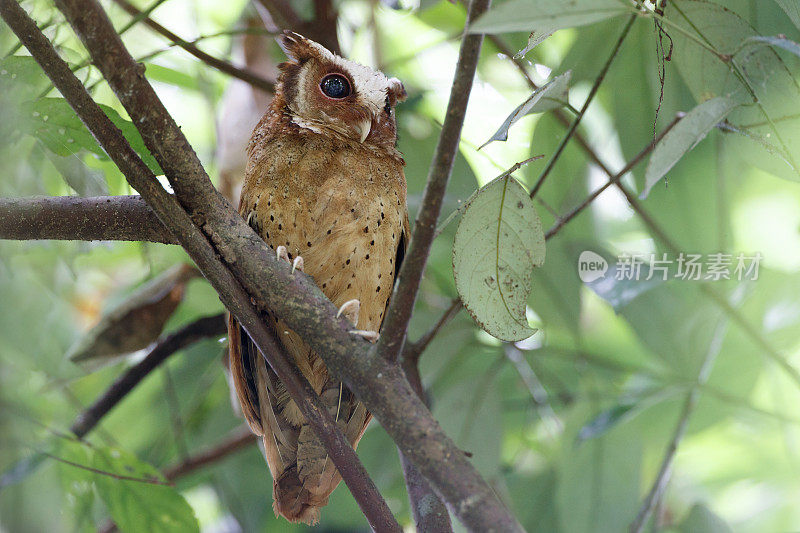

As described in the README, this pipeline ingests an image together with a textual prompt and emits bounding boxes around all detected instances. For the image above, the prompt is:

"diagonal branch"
[1,0,522,530]
[0,4,398,530]
[377,0,492,364]
[109,0,274,93]
[529,14,636,200]
[0,195,175,244]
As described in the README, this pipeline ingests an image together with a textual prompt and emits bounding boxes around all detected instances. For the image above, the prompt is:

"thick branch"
[110,0,274,93]
[3,1,522,530]
[0,4,398,530]
[0,195,175,244]
[399,359,453,533]
[377,0,492,364]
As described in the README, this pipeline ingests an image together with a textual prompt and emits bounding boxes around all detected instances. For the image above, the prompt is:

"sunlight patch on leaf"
[514,30,556,58]
[480,71,571,150]
[453,175,545,342]
[772,0,800,32]
[642,96,740,198]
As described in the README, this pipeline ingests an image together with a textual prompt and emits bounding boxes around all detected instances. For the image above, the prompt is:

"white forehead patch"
[303,40,393,115]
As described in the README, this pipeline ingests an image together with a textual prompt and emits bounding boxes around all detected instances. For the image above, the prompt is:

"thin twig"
[110,0,274,93]
[403,297,463,363]
[377,0,493,364]
[629,318,729,533]
[529,14,637,199]
[544,115,681,239]
[69,315,226,438]
[0,195,175,244]
[163,427,256,480]
[41,451,172,485]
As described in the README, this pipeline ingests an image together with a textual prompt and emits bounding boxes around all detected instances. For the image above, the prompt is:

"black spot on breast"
[363,226,369,233]
[270,215,274,221]
[278,224,282,230]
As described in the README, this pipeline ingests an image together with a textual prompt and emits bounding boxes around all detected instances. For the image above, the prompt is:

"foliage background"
[2,0,800,531]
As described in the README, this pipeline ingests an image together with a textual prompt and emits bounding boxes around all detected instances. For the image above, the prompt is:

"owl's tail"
[270,460,334,525]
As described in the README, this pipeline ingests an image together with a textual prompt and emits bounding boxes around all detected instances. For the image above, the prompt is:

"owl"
[227,31,408,525]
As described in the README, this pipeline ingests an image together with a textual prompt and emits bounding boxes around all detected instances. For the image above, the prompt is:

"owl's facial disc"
[278,32,406,146]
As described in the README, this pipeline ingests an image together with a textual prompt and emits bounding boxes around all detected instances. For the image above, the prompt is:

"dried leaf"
[67,264,199,362]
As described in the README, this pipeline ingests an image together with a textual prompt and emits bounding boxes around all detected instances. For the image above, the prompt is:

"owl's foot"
[337,299,360,326]
[275,246,304,275]
[336,300,379,342]
[291,256,304,275]
[349,329,380,343]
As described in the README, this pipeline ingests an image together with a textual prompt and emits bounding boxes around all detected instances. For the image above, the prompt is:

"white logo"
[578,251,608,282]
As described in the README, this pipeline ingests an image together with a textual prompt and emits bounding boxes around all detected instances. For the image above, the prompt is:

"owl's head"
[275,31,406,148]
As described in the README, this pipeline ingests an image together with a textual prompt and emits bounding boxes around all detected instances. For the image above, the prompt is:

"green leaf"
[742,35,800,58]
[470,0,630,34]
[642,96,740,198]
[669,0,800,182]
[480,71,571,149]
[678,504,733,533]
[144,63,201,91]
[453,175,545,341]
[772,0,800,31]
[91,446,199,533]
[514,29,556,59]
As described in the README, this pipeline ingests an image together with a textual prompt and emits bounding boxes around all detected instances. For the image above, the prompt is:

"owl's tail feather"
[272,462,328,525]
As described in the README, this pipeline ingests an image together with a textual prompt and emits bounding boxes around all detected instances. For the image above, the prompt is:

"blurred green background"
[2,0,800,531]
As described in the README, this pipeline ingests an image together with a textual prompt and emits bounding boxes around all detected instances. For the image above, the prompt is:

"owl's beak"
[354,118,371,143]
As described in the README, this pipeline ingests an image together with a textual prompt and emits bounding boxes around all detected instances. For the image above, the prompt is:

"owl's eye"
[320,74,351,99]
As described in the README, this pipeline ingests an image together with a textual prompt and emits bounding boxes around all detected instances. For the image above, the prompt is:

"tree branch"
[70,314,226,438]
[377,0,492,364]
[109,0,274,93]
[0,195,175,244]
[399,359,453,533]
[529,14,636,200]
[0,4,399,530]
[2,0,522,530]
[163,426,256,481]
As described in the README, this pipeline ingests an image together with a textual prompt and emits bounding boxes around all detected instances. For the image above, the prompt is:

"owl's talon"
[337,299,360,326]
[291,256,304,274]
[276,245,290,264]
[349,329,380,343]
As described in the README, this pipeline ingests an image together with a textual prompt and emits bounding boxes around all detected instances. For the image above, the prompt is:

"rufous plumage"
[227,31,408,525]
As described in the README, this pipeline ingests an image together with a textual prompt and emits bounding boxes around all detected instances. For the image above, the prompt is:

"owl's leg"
[336,299,380,343]
[276,245,304,275]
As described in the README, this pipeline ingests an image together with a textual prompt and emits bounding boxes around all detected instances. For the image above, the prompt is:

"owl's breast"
[241,140,407,331]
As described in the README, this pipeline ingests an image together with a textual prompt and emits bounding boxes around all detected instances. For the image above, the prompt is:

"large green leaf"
[91,446,199,533]
[453,175,545,341]
[470,0,630,34]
